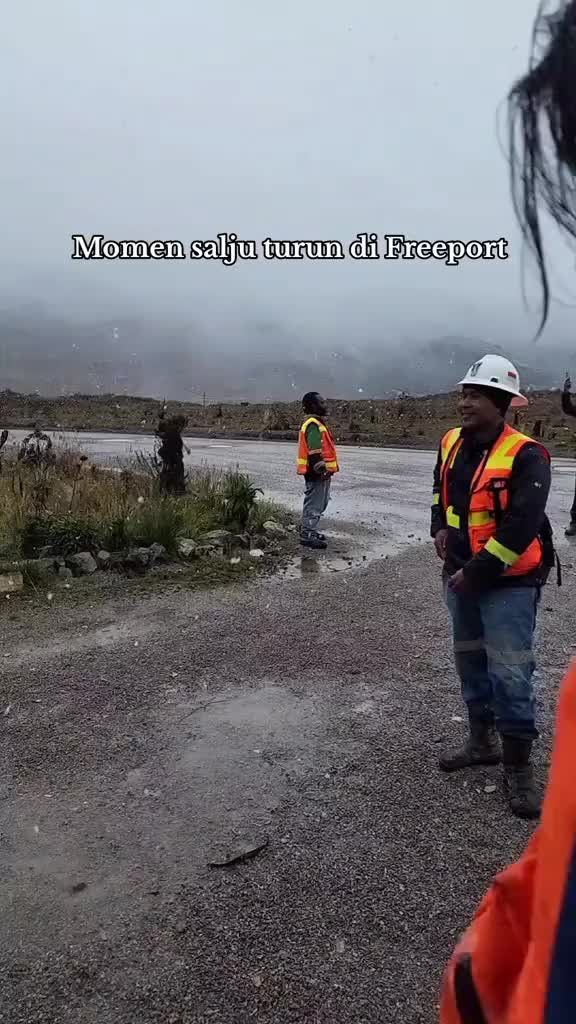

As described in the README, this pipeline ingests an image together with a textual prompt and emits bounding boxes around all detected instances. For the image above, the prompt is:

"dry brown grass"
[1,390,575,453]
[0,448,284,559]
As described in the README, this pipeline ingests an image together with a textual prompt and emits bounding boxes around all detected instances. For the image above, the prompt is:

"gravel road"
[1,541,573,1024]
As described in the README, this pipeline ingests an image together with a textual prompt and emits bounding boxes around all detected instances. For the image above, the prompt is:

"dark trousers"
[571,474,576,522]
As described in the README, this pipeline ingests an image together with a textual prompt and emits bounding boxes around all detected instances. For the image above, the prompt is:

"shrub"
[0,451,286,562]
[20,512,102,557]
[188,464,225,510]
[222,471,263,531]
[102,515,132,553]
[127,498,184,554]
[250,498,292,532]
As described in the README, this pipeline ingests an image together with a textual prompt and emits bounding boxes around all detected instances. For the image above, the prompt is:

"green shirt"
[305,422,323,451]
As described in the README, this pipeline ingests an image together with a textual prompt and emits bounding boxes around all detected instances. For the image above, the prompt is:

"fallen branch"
[208,840,269,869]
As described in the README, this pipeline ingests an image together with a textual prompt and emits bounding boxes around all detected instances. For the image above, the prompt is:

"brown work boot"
[502,736,541,820]
[439,717,501,772]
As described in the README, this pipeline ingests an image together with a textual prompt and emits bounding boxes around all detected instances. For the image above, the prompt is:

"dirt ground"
[1,543,573,1024]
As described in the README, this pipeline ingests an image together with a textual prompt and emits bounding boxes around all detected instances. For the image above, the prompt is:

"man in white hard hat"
[431,354,555,819]
[441,7,576,1016]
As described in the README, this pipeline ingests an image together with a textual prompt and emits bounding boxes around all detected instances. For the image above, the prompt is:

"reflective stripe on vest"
[297,417,339,475]
[446,509,496,529]
[438,424,549,577]
[441,427,462,465]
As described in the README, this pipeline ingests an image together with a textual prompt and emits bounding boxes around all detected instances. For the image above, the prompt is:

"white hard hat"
[458,354,529,409]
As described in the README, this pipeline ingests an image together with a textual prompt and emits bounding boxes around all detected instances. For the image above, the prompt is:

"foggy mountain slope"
[0,307,573,400]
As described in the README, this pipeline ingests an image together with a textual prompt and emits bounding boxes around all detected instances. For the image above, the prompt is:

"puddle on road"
[273,518,575,583]
[271,528,427,582]
[275,551,388,581]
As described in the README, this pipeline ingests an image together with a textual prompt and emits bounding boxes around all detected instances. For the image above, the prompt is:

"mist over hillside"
[1,305,574,401]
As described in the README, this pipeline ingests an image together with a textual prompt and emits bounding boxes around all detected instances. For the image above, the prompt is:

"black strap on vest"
[540,514,562,587]
[454,955,488,1024]
[491,484,503,527]
[491,484,561,587]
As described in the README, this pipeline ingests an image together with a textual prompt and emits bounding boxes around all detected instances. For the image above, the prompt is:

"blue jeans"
[444,584,539,739]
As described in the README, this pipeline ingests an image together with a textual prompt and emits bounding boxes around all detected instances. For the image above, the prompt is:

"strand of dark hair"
[508,1,576,336]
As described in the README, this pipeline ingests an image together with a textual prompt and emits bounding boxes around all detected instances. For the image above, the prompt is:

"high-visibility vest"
[440,658,576,1023]
[438,424,549,577]
[297,416,339,475]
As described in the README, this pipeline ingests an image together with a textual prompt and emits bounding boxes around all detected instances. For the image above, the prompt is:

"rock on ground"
[0,545,569,1024]
[65,552,98,576]
[177,538,198,558]
[263,520,288,538]
[149,543,169,565]
[200,530,233,547]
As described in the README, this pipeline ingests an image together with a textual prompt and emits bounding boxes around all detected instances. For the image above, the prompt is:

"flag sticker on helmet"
[457,354,529,407]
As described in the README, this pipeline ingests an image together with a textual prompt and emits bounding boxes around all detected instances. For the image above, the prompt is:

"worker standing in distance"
[297,392,339,550]
[560,373,576,536]
[431,354,554,820]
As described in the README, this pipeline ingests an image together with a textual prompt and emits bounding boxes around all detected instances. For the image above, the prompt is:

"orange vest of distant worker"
[438,424,549,577]
[440,657,576,1023]
[297,417,339,475]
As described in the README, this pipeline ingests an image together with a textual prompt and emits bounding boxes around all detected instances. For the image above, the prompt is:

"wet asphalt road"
[8,431,576,560]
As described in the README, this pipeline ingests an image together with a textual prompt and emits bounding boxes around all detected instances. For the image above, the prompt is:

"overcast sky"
[1,0,574,346]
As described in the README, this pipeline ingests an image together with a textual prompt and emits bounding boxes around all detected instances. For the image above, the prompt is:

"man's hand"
[448,569,468,594]
[311,459,329,480]
[434,528,449,561]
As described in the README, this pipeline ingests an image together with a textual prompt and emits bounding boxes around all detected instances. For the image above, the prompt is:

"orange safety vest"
[297,416,339,476]
[438,424,549,577]
[440,658,576,1023]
